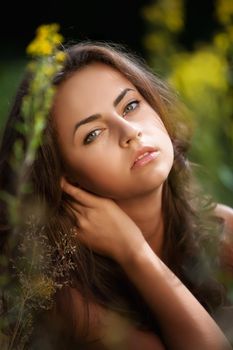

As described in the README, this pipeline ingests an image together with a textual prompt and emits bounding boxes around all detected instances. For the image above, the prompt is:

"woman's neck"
[115,187,164,258]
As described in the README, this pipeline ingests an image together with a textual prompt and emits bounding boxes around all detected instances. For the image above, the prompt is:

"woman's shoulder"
[214,203,233,233]
[214,203,233,275]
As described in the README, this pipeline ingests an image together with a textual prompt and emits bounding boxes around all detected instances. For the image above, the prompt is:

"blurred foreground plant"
[0,23,71,349]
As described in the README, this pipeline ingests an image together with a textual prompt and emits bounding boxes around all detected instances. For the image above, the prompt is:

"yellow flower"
[216,0,233,25]
[37,23,59,37]
[227,25,233,41]
[21,23,67,169]
[142,0,184,33]
[168,49,228,104]
[143,33,169,53]
[51,33,63,45]
[41,64,56,78]
[55,51,66,63]
[214,32,230,53]
[26,23,64,57]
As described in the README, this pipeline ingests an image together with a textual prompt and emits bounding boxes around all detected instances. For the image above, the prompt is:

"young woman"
[0,41,233,349]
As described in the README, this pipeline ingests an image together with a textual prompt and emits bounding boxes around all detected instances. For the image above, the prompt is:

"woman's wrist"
[115,236,152,269]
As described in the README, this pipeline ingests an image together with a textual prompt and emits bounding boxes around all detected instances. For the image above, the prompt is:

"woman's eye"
[84,129,102,144]
[123,100,140,117]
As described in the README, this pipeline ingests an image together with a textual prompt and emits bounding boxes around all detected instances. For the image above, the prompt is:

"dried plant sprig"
[6,217,78,350]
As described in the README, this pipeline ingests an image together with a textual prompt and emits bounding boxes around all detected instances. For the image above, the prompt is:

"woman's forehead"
[64,62,134,92]
[52,63,138,127]
[55,64,135,108]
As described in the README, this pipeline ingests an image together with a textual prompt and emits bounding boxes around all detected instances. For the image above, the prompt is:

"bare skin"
[61,179,232,350]
[53,63,172,258]
[53,62,232,349]
[115,186,165,257]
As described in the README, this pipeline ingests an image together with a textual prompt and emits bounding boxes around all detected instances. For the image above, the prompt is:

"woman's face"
[53,63,174,199]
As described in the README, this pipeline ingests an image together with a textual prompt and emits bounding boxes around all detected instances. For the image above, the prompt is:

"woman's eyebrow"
[113,88,135,107]
[73,114,101,138]
[73,87,135,136]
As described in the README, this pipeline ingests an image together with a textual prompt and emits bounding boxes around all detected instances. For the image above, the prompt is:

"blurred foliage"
[0,60,26,137]
[142,0,233,206]
[0,24,68,349]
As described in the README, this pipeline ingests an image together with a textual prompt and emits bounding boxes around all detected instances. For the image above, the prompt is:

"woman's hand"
[61,178,145,263]
[60,179,232,349]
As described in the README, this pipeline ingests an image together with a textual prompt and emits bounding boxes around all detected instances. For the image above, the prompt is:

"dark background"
[1,0,218,59]
[1,0,232,207]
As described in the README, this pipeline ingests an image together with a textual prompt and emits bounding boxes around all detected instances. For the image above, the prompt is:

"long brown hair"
[0,41,227,343]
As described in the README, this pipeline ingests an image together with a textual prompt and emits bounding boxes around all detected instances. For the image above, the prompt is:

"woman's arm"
[116,241,231,350]
[61,180,232,350]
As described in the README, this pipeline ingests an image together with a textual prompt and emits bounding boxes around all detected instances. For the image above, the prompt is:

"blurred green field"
[0,58,26,136]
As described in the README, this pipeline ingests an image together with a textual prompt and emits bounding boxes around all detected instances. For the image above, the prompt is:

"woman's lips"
[132,150,160,169]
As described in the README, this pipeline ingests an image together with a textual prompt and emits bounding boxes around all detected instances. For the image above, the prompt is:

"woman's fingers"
[66,198,83,215]
[60,177,98,207]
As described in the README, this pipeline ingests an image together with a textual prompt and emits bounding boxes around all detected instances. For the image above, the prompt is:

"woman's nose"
[118,120,142,148]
